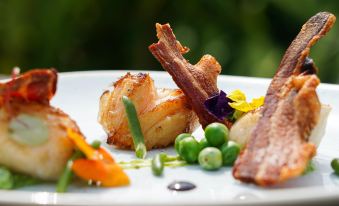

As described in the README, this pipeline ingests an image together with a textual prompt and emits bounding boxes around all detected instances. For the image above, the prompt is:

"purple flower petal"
[204,90,235,120]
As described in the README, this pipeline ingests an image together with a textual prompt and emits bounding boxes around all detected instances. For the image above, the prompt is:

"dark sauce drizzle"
[167,181,196,191]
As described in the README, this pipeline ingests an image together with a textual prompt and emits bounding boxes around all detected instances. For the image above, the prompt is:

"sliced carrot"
[72,159,130,187]
[67,128,115,163]
[97,147,115,164]
[67,128,101,160]
[67,128,127,187]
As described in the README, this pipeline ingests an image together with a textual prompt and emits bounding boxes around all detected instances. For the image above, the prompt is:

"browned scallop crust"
[233,12,336,186]
[98,73,199,150]
[0,69,57,106]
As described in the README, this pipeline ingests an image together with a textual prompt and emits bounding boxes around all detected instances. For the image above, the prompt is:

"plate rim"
[1,70,339,205]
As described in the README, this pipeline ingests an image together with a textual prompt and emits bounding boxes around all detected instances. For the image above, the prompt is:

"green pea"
[91,140,101,149]
[331,158,339,175]
[204,123,228,147]
[220,141,241,166]
[198,147,222,170]
[178,137,200,164]
[175,133,191,154]
[199,138,210,150]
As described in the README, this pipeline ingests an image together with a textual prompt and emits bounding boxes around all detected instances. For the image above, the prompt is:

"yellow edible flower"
[227,89,264,113]
[227,89,246,102]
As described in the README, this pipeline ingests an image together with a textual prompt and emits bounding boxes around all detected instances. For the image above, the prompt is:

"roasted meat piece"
[233,12,336,186]
[149,24,232,129]
[0,69,82,180]
[98,73,199,149]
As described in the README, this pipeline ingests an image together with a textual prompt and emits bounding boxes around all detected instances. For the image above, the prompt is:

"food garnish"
[220,141,241,166]
[174,133,191,154]
[233,12,336,186]
[0,167,41,190]
[178,137,201,164]
[122,96,147,159]
[175,122,241,171]
[198,147,223,171]
[149,24,233,129]
[117,154,185,172]
[151,153,166,176]
[198,137,210,150]
[167,181,196,191]
[204,90,234,121]
[56,150,84,193]
[331,158,339,175]
[98,73,198,149]
[204,90,264,122]
[67,129,130,188]
[227,90,264,113]
[204,122,228,147]
[302,161,315,175]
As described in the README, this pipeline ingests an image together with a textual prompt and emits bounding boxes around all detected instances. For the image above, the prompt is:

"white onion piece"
[229,110,261,146]
[229,104,331,147]
[309,104,331,147]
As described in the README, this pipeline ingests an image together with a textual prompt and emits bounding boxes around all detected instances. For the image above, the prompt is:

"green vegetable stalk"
[56,150,84,193]
[151,153,166,176]
[122,96,147,159]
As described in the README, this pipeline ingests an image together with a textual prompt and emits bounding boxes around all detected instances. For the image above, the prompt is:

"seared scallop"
[0,69,82,180]
[98,73,199,149]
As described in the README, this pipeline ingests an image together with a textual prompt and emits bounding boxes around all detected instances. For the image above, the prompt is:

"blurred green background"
[0,0,338,83]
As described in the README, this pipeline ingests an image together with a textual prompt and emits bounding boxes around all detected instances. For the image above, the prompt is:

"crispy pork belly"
[233,12,336,186]
[0,69,82,180]
[98,73,199,150]
[149,24,232,128]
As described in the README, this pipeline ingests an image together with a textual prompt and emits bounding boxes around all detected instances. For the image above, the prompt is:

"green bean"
[56,150,84,193]
[151,153,165,176]
[122,96,147,159]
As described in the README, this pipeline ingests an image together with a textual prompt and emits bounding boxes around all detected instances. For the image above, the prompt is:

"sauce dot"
[167,181,196,191]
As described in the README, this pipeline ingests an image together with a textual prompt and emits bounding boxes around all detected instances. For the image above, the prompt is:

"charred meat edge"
[149,24,232,128]
[233,12,336,186]
[0,69,57,106]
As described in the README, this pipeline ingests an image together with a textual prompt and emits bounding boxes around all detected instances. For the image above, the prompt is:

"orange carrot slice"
[97,147,115,164]
[72,159,130,187]
[67,128,101,160]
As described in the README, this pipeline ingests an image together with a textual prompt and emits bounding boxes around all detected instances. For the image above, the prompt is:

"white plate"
[1,70,339,206]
